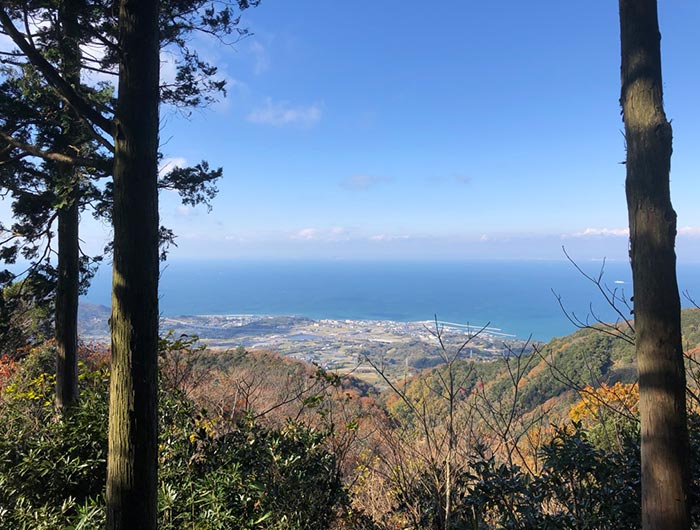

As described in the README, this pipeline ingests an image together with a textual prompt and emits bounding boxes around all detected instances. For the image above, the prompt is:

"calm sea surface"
[83,259,700,341]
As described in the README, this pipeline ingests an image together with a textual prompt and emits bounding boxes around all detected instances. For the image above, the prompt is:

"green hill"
[393,308,700,422]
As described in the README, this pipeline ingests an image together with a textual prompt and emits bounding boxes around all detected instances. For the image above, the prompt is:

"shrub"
[0,341,346,529]
[0,344,108,529]
[464,425,640,530]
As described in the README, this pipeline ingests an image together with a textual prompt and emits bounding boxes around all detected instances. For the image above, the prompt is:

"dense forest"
[0,0,695,529]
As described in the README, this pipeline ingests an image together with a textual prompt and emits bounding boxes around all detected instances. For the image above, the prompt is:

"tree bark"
[618,2,690,529]
[55,0,82,411]
[55,200,79,409]
[106,0,160,528]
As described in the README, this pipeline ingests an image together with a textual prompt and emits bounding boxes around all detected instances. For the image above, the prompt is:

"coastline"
[78,303,535,382]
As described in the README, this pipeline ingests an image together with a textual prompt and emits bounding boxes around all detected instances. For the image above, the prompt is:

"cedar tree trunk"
[106,0,160,527]
[619,1,690,529]
[55,0,82,410]
[55,199,79,409]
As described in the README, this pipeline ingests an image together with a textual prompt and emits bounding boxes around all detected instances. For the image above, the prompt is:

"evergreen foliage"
[0,342,345,529]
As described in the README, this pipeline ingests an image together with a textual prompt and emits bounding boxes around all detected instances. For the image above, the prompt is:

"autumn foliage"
[4,315,700,529]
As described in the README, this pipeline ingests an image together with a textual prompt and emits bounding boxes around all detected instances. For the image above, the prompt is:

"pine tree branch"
[0,127,112,172]
[0,8,114,136]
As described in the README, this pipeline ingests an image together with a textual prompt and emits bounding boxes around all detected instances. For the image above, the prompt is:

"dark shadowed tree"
[0,3,110,410]
[54,0,84,410]
[0,0,239,411]
[1,1,257,525]
[105,0,160,526]
[618,1,690,529]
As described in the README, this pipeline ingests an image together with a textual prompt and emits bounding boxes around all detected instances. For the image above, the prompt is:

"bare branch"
[553,247,635,344]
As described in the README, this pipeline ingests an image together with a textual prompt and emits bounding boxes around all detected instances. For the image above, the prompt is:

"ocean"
[82,259,700,341]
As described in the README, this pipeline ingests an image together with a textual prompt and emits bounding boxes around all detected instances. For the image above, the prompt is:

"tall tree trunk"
[618,2,690,529]
[55,200,79,409]
[106,0,160,527]
[55,0,82,410]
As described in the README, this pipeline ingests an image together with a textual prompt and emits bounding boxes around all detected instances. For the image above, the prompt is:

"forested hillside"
[1,0,696,528]
[2,309,700,528]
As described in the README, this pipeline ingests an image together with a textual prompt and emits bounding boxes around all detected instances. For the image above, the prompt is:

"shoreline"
[78,305,536,382]
[79,303,521,342]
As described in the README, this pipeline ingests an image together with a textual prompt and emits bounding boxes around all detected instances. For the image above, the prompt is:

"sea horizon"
[82,258,700,342]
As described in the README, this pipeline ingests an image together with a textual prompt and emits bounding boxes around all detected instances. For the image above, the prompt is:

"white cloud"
[566,227,629,238]
[341,174,390,191]
[176,205,193,216]
[291,227,350,241]
[247,99,322,127]
[160,49,179,88]
[425,174,472,187]
[159,157,187,176]
[678,226,700,237]
[369,234,410,242]
[224,234,247,242]
[293,228,319,240]
[219,76,246,94]
[479,234,489,242]
[249,41,270,75]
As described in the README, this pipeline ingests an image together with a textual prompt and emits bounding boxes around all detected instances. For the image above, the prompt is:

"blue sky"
[99,1,700,261]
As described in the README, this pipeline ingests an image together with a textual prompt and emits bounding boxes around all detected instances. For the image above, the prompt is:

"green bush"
[463,425,641,530]
[0,345,108,529]
[0,342,345,529]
